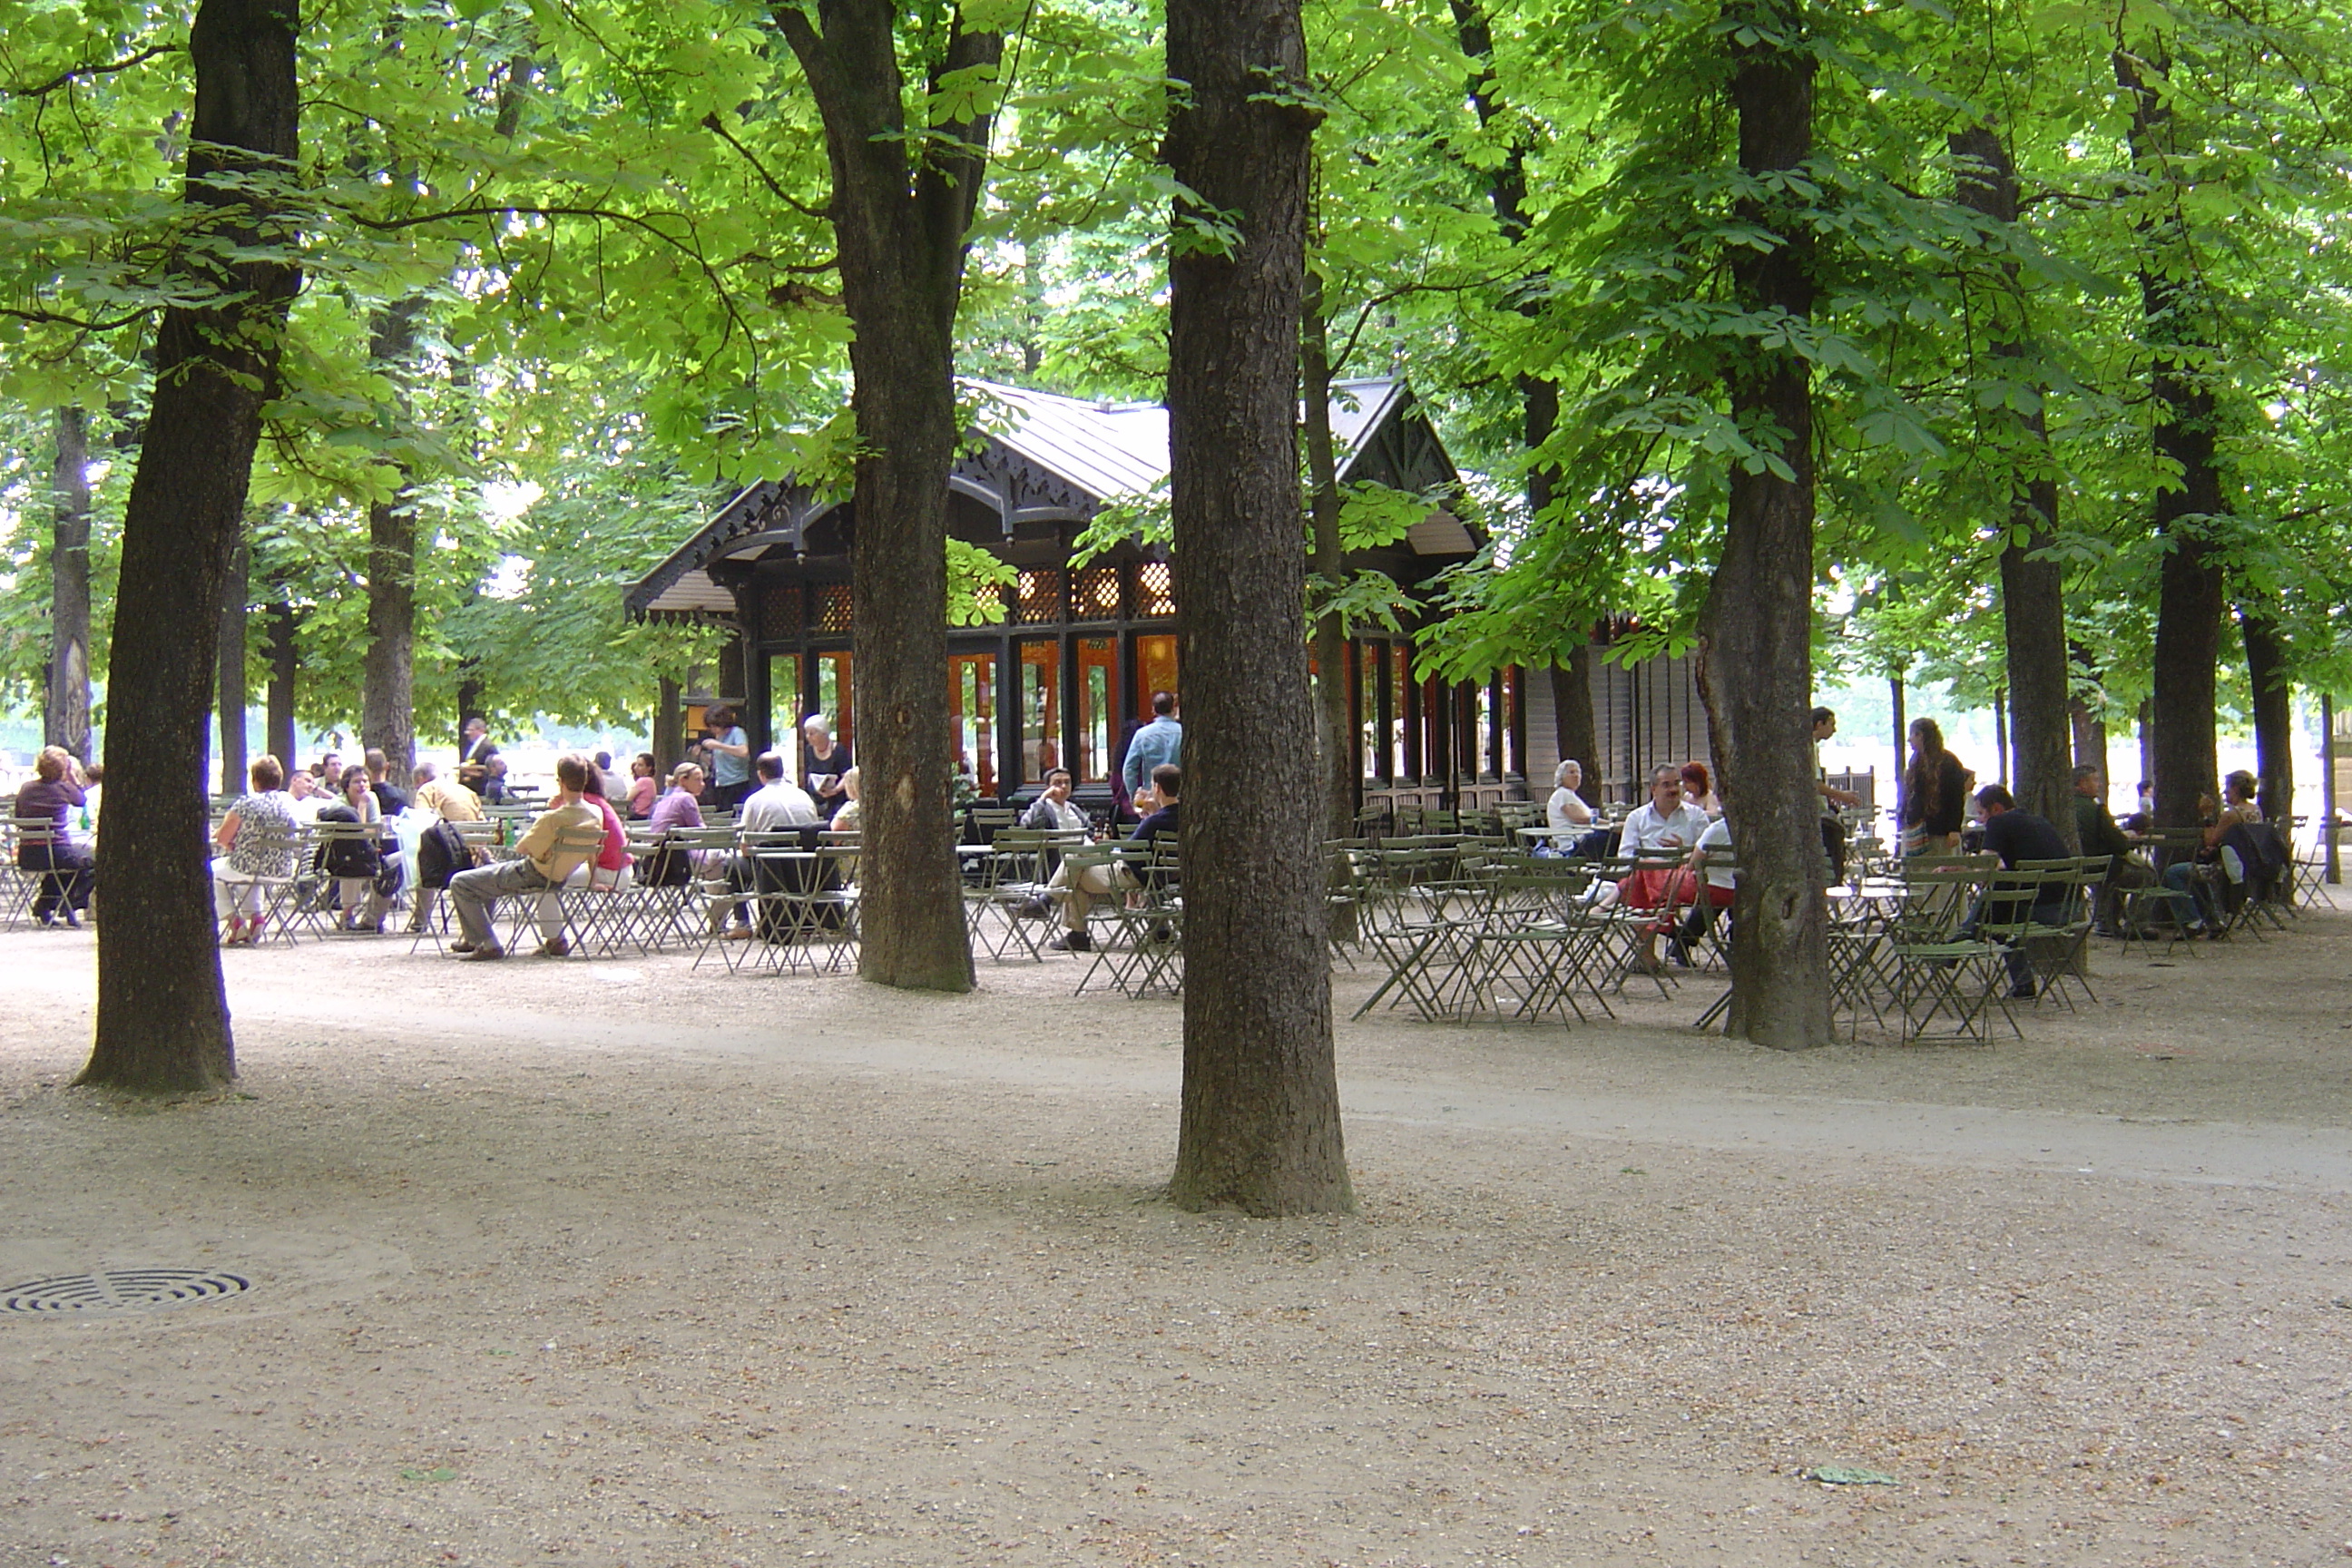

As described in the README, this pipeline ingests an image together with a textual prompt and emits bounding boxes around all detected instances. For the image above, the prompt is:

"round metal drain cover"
[1,1269,252,1314]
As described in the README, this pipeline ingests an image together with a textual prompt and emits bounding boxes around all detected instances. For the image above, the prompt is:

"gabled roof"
[627,376,1462,621]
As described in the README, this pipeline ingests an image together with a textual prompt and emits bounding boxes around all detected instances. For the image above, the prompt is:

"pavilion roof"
[627,376,1462,622]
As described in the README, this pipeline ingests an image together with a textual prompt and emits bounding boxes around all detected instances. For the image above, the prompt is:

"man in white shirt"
[738,752,820,833]
[720,752,821,937]
[1621,765,1710,855]
[286,769,327,824]
[1615,766,1711,951]
[1021,768,1091,833]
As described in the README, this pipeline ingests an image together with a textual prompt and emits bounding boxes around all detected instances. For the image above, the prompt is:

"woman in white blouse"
[1547,759,1594,830]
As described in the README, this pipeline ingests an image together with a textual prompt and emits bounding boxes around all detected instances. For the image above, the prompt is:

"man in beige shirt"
[447,755,603,960]
[412,760,484,822]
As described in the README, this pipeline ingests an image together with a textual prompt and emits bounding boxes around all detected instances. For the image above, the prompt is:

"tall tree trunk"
[1889,672,1906,820]
[1164,0,1352,1214]
[2068,641,2107,772]
[1950,124,2073,845]
[2239,603,2292,819]
[1992,687,2008,788]
[2118,44,2227,832]
[80,0,301,1094]
[654,675,684,773]
[1301,279,1355,845]
[1552,645,1599,805]
[1455,0,1601,774]
[454,662,484,750]
[362,299,422,789]
[217,537,249,793]
[46,406,93,761]
[266,592,298,768]
[774,0,1001,993]
[1695,0,1828,1049]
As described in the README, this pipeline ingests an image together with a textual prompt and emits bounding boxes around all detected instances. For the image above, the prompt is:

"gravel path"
[3,909,2348,1566]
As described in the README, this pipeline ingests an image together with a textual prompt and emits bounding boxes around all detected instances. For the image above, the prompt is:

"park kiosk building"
[626,378,1712,814]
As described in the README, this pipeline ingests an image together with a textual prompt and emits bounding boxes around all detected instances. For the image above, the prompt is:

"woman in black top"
[1900,717,1969,856]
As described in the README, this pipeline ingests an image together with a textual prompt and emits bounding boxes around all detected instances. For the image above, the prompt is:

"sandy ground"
[3,901,2350,1568]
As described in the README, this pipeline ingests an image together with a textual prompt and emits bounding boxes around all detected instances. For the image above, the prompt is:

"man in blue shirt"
[1121,691,1182,802]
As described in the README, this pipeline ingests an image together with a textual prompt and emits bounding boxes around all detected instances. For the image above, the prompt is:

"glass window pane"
[1077,637,1117,782]
[1503,667,1522,778]
[1475,678,1496,777]
[1017,640,1061,783]
[950,652,996,799]
[1390,646,1409,780]
[1359,642,1381,782]
[815,652,852,749]
[1134,633,1179,715]
[768,653,802,747]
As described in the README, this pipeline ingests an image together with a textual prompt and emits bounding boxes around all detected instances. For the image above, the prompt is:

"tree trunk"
[775,0,1002,993]
[362,299,422,789]
[2119,44,2227,832]
[1694,0,1828,1050]
[266,593,298,769]
[1164,0,1352,1214]
[2068,641,2106,772]
[79,0,301,1094]
[1992,687,2008,789]
[217,537,249,793]
[1455,0,1601,782]
[1302,280,1355,845]
[2239,603,2292,819]
[1889,672,1906,820]
[46,406,93,761]
[455,663,484,749]
[654,675,683,774]
[1949,124,2073,845]
[1552,645,1599,806]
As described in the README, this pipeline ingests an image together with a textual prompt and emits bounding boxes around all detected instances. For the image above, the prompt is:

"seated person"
[480,755,511,804]
[412,760,484,822]
[1022,768,1091,833]
[1546,760,1594,830]
[625,753,660,820]
[315,764,394,932]
[2160,770,2259,936]
[533,759,635,956]
[1035,763,1180,954]
[1680,760,1721,818]
[1638,812,1736,971]
[445,755,604,960]
[832,768,862,833]
[1607,766,1709,911]
[14,745,94,928]
[1965,785,2073,998]
[69,761,103,848]
[365,748,409,816]
[211,755,299,945]
[2072,765,2151,936]
[718,752,821,937]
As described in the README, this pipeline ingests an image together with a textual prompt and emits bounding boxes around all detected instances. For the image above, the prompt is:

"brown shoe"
[460,945,506,961]
[536,937,571,958]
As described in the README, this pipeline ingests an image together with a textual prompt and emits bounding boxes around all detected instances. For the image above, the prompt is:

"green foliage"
[5,0,2352,755]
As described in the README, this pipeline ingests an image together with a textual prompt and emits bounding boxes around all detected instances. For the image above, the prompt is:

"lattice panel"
[1014,568,1065,625]
[763,583,801,635]
[1133,560,1177,618]
[816,583,854,632]
[1073,564,1122,621]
